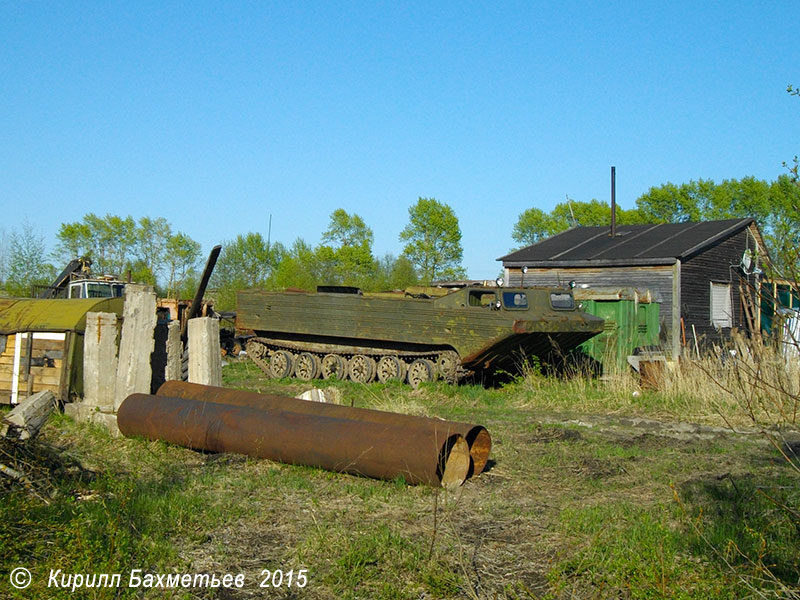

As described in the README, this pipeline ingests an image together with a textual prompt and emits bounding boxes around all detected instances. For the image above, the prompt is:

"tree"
[400,198,466,283]
[211,232,282,309]
[371,254,419,291]
[5,222,55,297]
[271,239,321,292]
[55,213,136,277]
[321,209,373,248]
[88,214,136,277]
[786,84,799,182]
[511,207,554,246]
[0,227,9,287]
[635,176,800,266]
[512,198,647,248]
[54,213,202,291]
[164,232,202,298]
[318,209,376,286]
[135,216,172,284]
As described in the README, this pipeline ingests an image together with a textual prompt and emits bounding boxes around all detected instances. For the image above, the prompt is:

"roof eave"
[503,257,678,268]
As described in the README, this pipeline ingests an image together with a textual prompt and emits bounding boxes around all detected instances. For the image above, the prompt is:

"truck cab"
[67,278,126,299]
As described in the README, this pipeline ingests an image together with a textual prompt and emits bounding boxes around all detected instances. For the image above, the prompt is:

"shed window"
[710,282,732,328]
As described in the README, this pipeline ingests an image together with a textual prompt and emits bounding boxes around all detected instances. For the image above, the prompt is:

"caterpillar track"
[245,336,462,387]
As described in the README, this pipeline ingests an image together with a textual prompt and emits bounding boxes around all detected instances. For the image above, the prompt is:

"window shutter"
[710,282,732,328]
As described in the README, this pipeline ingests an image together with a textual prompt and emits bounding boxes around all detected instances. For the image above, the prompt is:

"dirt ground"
[149,386,796,599]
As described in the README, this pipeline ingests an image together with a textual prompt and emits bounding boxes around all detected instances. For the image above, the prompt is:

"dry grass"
[1,356,798,599]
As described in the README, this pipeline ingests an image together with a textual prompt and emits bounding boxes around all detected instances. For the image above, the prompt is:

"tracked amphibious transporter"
[237,285,604,386]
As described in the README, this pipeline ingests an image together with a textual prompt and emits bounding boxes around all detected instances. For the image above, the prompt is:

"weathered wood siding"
[681,227,755,347]
[0,332,68,404]
[506,265,676,353]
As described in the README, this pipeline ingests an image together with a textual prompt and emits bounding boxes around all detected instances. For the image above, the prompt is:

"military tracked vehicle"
[237,285,604,387]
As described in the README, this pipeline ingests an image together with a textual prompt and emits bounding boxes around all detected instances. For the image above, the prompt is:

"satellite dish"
[740,249,753,273]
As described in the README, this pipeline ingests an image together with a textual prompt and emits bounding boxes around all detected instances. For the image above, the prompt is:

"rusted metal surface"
[119,392,471,487]
[157,381,491,478]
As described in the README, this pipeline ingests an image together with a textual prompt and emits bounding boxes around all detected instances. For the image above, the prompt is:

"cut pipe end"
[439,435,471,489]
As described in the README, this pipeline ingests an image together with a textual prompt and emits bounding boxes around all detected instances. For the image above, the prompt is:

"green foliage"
[56,213,137,278]
[318,209,377,287]
[399,197,466,283]
[269,238,322,292]
[322,208,374,249]
[512,198,647,248]
[213,210,420,305]
[164,232,201,299]
[635,176,800,269]
[211,233,282,309]
[372,254,419,291]
[4,222,55,297]
[54,214,202,292]
[0,227,9,287]
[134,216,171,282]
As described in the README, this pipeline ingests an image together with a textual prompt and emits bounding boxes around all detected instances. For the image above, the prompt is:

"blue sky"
[2,1,798,278]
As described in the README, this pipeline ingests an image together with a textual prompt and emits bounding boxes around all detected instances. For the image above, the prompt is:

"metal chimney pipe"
[610,166,616,237]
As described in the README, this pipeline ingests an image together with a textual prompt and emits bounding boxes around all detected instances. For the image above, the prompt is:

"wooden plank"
[32,383,59,393]
[61,331,74,403]
[31,339,66,352]
[1,390,57,440]
[27,371,62,386]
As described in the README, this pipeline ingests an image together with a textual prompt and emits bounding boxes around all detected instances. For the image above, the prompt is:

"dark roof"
[499,218,756,267]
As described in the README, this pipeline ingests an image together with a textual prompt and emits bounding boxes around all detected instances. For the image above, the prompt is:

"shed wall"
[681,228,756,347]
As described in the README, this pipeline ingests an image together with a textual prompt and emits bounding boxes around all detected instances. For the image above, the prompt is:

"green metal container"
[574,288,661,371]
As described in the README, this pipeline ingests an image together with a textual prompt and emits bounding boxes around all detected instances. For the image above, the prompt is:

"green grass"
[1,361,798,599]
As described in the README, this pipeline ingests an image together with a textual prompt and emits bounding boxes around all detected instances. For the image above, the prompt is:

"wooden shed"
[498,218,768,360]
[0,297,124,404]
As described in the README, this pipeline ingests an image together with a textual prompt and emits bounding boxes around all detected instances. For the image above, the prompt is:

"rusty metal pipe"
[118,393,471,487]
[157,381,491,478]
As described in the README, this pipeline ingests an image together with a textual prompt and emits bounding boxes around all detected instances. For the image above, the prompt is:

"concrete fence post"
[165,320,182,382]
[188,317,221,386]
[83,312,119,412]
[115,284,157,410]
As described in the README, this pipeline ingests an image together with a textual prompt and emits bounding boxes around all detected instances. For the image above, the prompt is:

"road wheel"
[295,352,320,381]
[407,358,434,389]
[436,351,460,383]
[376,355,405,383]
[321,354,347,380]
[269,349,295,379]
[348,354,376,383]
[246,339,267,360]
